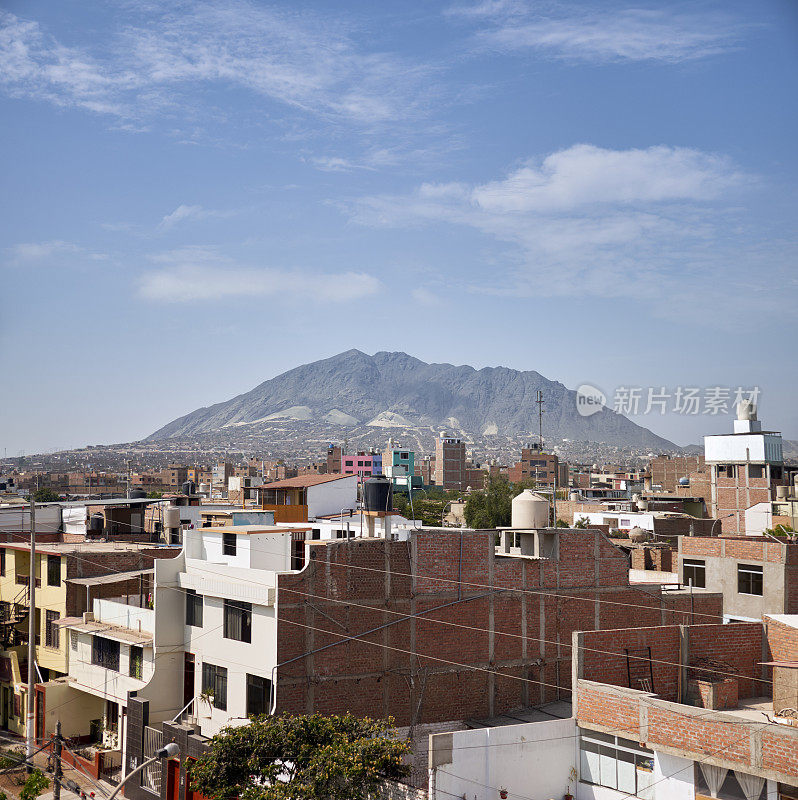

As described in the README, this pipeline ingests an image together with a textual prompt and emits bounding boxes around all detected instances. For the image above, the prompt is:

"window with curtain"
[224,600,252,642]
[201,662,227,710]
[579,732,654,798]
[185,589,203,627]
[695,764,766,800]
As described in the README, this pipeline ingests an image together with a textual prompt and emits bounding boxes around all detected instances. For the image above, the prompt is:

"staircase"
[0,584,30,648]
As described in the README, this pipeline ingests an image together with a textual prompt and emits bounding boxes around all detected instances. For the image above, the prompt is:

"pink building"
[341,451,383,478]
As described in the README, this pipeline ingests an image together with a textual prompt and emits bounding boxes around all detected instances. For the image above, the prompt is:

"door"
[35,688,45,742]
[166,758,180,800]
[183,653,195,712]
[1,687,7,728]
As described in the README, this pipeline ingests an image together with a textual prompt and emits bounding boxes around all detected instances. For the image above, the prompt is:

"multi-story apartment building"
[678,535,798,621]
[434,434,466,490]
[341,450,382,478]
[383,439,420,490]
[508,445,567,486]
[326,444,342,474]
[704,404,795,534]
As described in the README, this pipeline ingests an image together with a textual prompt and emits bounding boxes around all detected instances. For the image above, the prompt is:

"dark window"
[335,529,347,539]
[129,646,143,679]
[185,589,203,627]
[682,559,706,589]
[45,610,60,649]
[202,662,227,710]
[92,636,120,671]
[738,564,763,596]
[0,549,5,577]
[311,528,321,540]
[224,600,252,643]
[246,674,271,718]
[222,532,237,556]
[47,555,61,587]
[748,465,764,479]
[291,538,306,571]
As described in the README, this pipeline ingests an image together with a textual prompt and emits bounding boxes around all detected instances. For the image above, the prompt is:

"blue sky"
[1,0,796,455]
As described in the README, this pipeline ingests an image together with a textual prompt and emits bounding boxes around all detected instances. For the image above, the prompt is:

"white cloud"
[348,144,745,300]
[139,248,380,303]
[456,5,745,63]
[158,204,236,230]
[0,3,431,129]
[10,240,79,260]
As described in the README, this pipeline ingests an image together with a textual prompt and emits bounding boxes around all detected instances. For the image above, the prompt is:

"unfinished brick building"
[274,527,722,725]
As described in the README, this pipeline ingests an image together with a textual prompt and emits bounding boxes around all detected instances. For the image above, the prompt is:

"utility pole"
[53,720,63,799]
[26,499,36,772]
[535,390,545,452]
[126,459,132,500]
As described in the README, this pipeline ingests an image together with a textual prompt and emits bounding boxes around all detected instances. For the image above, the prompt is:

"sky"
[1,0,797,455]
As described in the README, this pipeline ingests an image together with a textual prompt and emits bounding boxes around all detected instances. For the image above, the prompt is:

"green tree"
[191,713,410,800]
[464,477,515,529]
[20,770,48,800]
[32,488,60,503]
[146,491,163,499]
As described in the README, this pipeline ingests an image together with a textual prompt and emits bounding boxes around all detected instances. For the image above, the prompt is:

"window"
[185,589,203,627]
[0,548,5,577]
[748,465,764,479]
[738,564,763,596]
[224,600,252,643]
[580,732,654,798]
[129,645,143,679]
[291,538,306,571]
[335,529,347,539]
[222,532,237,556]
[70,630,78,651]
[683,559,706,589]
[246,674,271,718]
[311,528,321,540]
[45,610,60,649]
[92,636,120,671]
[47,555,61,587]
[201,662,227,710]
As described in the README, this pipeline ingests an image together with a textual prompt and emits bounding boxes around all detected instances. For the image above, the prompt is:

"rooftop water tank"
[164,507,181,529]
[776,485,789,500]
[129,488,147,499]
[182,481,196,496]
[511,490,549,529]
[569,491,579,501]
[629,526,650,543]
[89,513,104,533]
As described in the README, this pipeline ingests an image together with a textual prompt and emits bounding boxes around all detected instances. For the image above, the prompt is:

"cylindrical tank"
[637,499,649,511]
[129,488,147,499]
[364,478,393,513]
[89,513,104,533]
[629,526,650,543]
[511,490,550,529]
[182,481,196,496]
[164,507,181,529]
[776,485,789,500]
[569,491,579,501]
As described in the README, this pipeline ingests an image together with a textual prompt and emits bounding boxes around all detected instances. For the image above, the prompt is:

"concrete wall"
[307,476,358,518]
[430,717,576,800]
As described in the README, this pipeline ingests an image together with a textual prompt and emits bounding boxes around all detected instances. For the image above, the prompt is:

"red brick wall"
[274,530,721,726]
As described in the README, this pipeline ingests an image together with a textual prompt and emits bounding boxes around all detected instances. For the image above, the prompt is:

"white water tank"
[511,490,550,529]
[164,507,180,529]
[569,491,579,501]
[776,485,789,500]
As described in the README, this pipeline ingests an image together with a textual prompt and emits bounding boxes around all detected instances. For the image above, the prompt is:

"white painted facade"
[744,502,773,536]
[430,720,779,800]
[574,511,656,532]
[704,432,783,464]
[306,475,359,518]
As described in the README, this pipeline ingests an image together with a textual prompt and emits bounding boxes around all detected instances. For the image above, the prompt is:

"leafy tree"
[146,491,163,499]
[32,488,60,503]
[574,516,589,529]
[464,477,515,529]
[20,770,48,800]
[191,713,410,800]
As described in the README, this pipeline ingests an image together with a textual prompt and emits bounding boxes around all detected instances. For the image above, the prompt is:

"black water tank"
[364,477,393,513]
[182,481,196,496]
[129,488,147,499]
[89,513,104,533]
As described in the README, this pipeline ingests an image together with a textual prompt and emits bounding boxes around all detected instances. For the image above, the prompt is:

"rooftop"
[262,474,355,489]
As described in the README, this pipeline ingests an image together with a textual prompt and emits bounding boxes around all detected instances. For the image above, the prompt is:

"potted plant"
[564,766,578,800]
[499,789,508,799]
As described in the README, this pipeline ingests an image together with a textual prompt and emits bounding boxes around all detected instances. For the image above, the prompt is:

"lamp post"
[711,513,734,537]
[107,743,180,799]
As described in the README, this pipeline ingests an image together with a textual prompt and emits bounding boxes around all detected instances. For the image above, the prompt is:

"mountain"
[148,350,676,451]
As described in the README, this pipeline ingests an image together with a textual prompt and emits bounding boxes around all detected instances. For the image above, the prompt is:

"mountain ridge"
[148,350,677,451]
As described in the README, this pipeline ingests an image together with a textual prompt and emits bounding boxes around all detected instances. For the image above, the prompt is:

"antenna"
[535,390,545,451]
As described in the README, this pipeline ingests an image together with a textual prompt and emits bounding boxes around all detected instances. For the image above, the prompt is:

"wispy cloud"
[449,3,746,63]
[158,204,236,230]
[347,144,746,301]
[139,246,380,303]
[6,240,107,265]
[0,2,433,130]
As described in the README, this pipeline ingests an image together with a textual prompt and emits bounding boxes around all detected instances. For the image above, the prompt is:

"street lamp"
[107,743,180,799]
[711,513,734,537]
